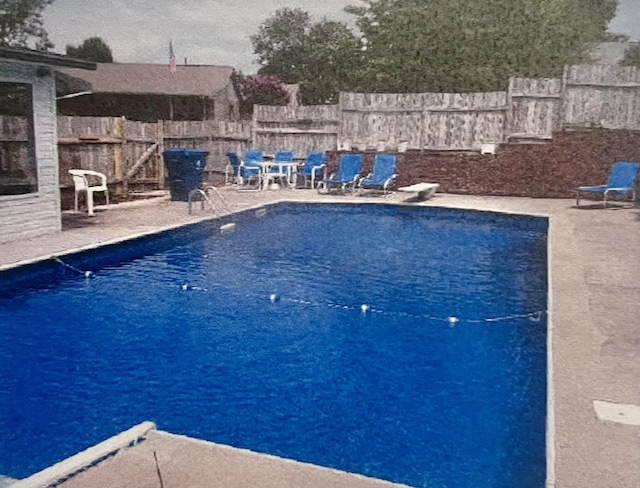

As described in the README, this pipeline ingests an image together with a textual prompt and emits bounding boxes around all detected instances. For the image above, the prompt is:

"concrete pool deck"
[1,188,638,487]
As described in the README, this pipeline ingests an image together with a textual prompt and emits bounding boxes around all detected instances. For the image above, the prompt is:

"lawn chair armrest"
[383,174,397,189]
[79,169,107,185]
[312,163,326,176]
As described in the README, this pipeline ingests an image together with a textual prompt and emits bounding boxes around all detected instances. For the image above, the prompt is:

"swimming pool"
[0,203,548,487]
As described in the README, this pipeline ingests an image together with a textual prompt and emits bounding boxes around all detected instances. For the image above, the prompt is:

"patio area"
[1,187,639,488]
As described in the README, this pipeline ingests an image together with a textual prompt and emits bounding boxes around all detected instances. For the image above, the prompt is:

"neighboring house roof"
[60,62,235,97]
[55,71,92,96]
[0,46,96,70]
[590,42,638,65]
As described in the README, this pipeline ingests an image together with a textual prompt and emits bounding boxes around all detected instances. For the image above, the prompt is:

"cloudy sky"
[43,0,640,73]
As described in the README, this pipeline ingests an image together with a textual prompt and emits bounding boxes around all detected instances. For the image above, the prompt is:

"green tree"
[251,8,364,104]
[251,7,310,83]
[66,36,113,62]
[346,0,618,93]
[0,0,54,50]
[620,43,640,67]
[299,20,365,104]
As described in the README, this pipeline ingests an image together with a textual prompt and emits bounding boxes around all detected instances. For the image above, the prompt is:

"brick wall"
[326,128,640,198]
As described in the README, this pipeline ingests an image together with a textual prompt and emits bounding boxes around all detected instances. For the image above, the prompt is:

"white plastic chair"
[69,169,109,216]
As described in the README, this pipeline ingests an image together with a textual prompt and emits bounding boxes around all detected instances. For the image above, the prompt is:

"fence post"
[157,119,165,189]
[251,106,258,149]
[112,116,125,197]
[505,77,514,142]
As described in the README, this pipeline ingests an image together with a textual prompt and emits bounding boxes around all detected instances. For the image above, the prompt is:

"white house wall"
[0,60,61,244]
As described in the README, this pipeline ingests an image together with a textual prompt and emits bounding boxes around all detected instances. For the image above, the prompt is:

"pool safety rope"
[178,284,546,326]
[53,257,93,278]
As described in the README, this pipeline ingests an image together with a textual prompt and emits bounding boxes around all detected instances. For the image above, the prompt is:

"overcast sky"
[43,0,640,73]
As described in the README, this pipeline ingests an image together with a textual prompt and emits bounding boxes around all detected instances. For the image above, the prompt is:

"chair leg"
[104,189,109,207]
[74,191,79,212]
[87,190,95,216]
[575,191,580,208]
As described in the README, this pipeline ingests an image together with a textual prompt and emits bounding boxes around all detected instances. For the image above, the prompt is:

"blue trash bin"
[162,148,209,201]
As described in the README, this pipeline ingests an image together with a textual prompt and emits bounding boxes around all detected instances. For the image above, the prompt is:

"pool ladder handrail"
[188,185,234,216]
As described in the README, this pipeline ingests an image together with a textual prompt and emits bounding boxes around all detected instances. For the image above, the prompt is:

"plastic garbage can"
[162,148,209,201]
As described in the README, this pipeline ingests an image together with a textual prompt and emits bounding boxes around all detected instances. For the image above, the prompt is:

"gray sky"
[44,0,640,73]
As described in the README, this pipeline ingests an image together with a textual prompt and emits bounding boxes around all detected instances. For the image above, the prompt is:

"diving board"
[398,183,440,201]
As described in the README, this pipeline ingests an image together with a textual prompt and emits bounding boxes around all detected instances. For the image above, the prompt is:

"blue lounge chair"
[297,152,326,189]
[225,152,241,184]
[358,154,397,195]
[238,150,263,188]
[319,153,362,193]
[574,161,639,208]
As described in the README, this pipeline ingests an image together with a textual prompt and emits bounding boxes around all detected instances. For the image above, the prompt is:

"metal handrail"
[187,186,234,216]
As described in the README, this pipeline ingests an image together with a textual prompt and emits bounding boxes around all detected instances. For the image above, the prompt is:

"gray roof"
[60,62,235,97]
[0,47,95,70]
[590,42,638,65]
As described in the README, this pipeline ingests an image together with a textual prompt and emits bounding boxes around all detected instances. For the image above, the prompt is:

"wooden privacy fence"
[55,117,251,195]
[252,105,340,158]
[255,64,640,152]
[340,91,507,150]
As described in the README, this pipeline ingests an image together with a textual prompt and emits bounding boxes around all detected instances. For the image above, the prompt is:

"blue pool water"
[0,203,547,487]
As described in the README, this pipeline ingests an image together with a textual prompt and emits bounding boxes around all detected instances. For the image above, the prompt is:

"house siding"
[0,60,61,244]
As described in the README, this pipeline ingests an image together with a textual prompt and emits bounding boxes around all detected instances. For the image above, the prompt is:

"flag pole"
[169,40,176,120]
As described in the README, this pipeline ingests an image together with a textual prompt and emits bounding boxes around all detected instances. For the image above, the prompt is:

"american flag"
[169,41,176,74]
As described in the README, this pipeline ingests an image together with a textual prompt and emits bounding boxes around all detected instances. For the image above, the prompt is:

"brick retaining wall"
[326,128,640,198]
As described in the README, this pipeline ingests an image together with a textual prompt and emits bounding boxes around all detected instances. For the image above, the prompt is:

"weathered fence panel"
[562,65,640,129]
[55,117,250,192]
[422,92,506,150]
[57,116,120,188]
[163,120,251,171]
[339,92,506,151]
[340,93,424,150]
[253,105,340,157]
[507,78,562,142]
[123,119,160,183]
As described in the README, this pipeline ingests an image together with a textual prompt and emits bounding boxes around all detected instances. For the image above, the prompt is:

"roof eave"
[0,47,96,70]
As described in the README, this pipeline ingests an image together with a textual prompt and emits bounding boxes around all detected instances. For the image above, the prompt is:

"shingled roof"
[60,62,235,97]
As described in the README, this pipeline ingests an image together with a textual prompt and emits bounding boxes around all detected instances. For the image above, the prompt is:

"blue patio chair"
[319,153,363,194]
[238,150,264,188]
[574,161,639,208]
[358,154,397,196]
[225,152,241,184]
[297,152,326,189]
[274,150,294,162]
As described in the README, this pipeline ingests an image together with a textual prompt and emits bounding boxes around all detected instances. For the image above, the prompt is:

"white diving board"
[398,183,440,201]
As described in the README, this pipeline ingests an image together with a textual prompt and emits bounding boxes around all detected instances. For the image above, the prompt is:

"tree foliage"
[0,0,54,50]
[251,8,310,84]
[300,20,365,104]
[66,36,113,62]
[251,8,364,104]
[232,72,290,119]
[347,0,618,93]
[620,43,640,67]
